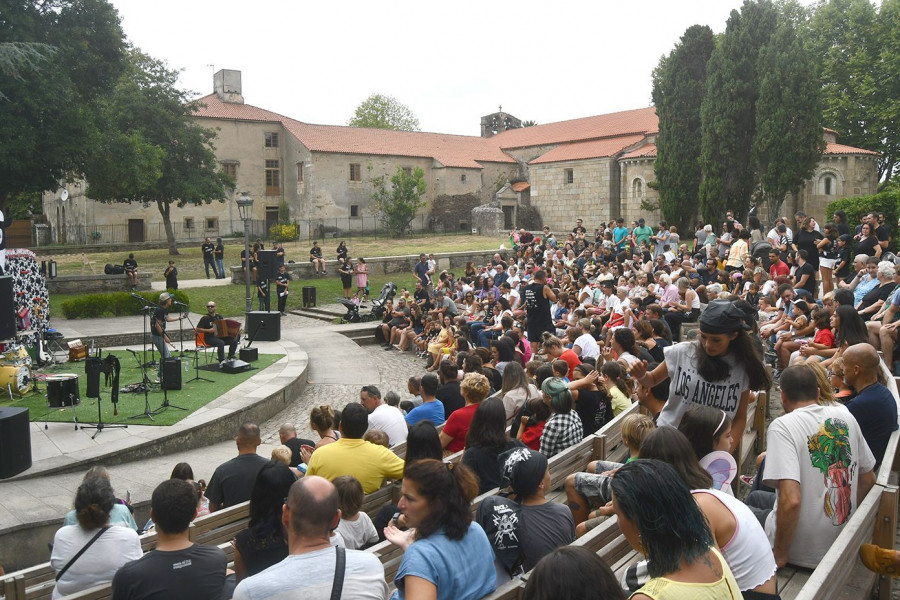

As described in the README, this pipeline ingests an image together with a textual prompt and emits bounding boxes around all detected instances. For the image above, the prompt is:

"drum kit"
[0,330,37,399]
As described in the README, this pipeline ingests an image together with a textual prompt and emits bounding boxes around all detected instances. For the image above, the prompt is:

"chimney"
[214,69,244,104]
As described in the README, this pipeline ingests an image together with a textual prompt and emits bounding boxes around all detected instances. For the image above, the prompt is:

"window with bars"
[265,160,281,195]
[265,132,279,148]
[350,163,362,181]
[297,162,303,182]
[222,162,238,181]
[564,169,574,184]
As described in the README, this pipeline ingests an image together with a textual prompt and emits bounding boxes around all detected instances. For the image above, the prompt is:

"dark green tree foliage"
[369,166,427,237]
[753,19,824,218]
[85,50,232,255]
[652,24,715,233]
[699,0,777,223]
[0,0,127,209]
[874,0,900,182]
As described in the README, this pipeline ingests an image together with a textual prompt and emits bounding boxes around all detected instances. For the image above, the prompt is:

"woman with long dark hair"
[232,462,296,582]
[384,460,496,599]
[629,300,770,450]
[463,398,523,494]
[523,546,624,600]
[500,361,541,423]
[611,460,742,599]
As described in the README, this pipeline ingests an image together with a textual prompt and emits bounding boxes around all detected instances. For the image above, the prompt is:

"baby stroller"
[338,281,397,323]
[337,298,361,323]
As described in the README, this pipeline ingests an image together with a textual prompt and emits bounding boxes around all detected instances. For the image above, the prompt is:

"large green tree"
[369,165,427,236]
[753,18,824,218]
[652,24,715,233]
[348,93,420,131]
[873,0,900,182]
[85,50,232,255]
[0,0,127,210]
[699,0,778,223]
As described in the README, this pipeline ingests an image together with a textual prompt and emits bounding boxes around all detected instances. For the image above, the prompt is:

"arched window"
[819,172,837,196]
[632,178,644,198]
[824,176,832,195]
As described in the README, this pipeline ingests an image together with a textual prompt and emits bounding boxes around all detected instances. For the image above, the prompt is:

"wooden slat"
[481,577,526,600]
[874,486,898,600]
[876,428,900,487]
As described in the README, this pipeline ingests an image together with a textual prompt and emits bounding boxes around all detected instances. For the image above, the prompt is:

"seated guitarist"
[196,301,238,366]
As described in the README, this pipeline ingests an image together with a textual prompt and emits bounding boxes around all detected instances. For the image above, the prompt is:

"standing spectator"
[163,260,178,290]
[309,241,326,275]
[273,240,285,267]
[355,257,369,301]
[123,253,138,289]
[112,479,228,600]
[201,237,216,279]
[257,276,269,311]
[214,237,226,279]
[206,423,269,512]
[339,257,354,299]
[414,253,433,294]
[275,264,290,315]
[524,269,557,353]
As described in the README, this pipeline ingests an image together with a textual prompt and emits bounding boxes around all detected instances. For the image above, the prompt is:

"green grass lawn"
[6,351,283,426]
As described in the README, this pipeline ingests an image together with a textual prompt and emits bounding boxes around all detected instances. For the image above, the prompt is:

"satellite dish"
[60,189,69,201]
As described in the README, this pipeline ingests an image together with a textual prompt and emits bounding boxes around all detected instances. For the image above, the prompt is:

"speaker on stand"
[161,357,182,390]
[0,407,31,478]
[257,250,278,279]
[0,276,17,341]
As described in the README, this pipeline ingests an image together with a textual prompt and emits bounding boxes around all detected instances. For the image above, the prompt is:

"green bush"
[60,290,191,319]
[268,223,299,243]
[827,190,900,251]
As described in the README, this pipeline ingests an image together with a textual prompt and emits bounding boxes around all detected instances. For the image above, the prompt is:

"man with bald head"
[279,422,315,467]
[843,343,899,467]
[206,422,268,512]
[232,477,388,600]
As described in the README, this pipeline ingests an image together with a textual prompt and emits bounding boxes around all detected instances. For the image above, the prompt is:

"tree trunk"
[157,199,179,255]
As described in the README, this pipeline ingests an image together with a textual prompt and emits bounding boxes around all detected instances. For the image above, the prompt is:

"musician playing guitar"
[196,301,238,365]
[152,292,184,382]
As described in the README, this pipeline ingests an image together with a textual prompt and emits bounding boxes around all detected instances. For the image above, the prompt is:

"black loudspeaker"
[0,407,32,478]
[302,285,316,308]
[246,311,281,342]
[257,250,278,279]
[221,359,252,374]
[239,347,258,362]
[0,277,15,341]
[85,357,102,398]
[162,357,182,390]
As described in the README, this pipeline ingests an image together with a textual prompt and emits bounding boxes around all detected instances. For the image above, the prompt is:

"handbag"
[55,526,110,581]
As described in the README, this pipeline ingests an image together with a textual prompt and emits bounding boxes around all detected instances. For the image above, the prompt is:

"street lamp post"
[236,192,254,315]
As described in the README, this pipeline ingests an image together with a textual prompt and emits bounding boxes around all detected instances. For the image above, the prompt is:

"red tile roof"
[824,142,879,156]
[192,94,514,169]
[492,107,659,149]
[620,144,657,159]
[511,181,531,192]
[529,135,646,165]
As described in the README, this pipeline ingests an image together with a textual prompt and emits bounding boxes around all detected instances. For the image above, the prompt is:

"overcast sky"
[109,0,820,136]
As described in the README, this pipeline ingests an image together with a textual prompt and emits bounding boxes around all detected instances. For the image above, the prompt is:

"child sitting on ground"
[334,476,378,550]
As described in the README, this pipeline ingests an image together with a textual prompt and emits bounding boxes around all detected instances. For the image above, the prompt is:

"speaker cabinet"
[0,407,31,478]
[162,357,182,390]
[239,347,258,362]
[302,286,316,308]
[85,357,102,398]
[0,276,16,341]
[246,311,281,342]
[257,250,278,279]
[221,359,252,374]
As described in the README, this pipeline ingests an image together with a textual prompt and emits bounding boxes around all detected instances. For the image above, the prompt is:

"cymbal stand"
[125,348,154,422]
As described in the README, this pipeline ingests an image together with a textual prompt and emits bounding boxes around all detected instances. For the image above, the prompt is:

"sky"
[108,0,820,137]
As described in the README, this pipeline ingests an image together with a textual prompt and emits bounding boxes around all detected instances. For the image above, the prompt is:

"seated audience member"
[363,429,390,448]
[539,377,583,458]
[278,422,316,466]
[52,476,142,599]
[334,476,379,550]
[360,385,408,446]
[522,546,624,600]
[206,422,269,512]
[746,365,875,569]
[61,465,137,531]
[500,361,541,424]
[310,405,341,449]
[233,462,296,582]
[441,372,491,453]
[462,397,525,494]
[232,477,388,600]
[383,460,496,599]
[437,360,466,417]
[305,403,405,494]
[112,479,227,600]
[405,373,446,426]
[516,396,551,451]
[842,343,899,467]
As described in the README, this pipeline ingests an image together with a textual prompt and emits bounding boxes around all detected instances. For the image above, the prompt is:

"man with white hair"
[856,261,897,321]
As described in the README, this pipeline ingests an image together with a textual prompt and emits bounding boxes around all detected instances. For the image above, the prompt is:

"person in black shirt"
[206,423,269,511]
[123,253,138,289]
[112,479,228,600]
[278,423,316,467]
[793,250,817,299]
[338,257,354,298]
[832,210,852,237]
[257,277,269,312]
[336,240,349,261]
[793,217,823,271]
[163,260,178,290]
[273,241,285,267]
[275,265,290,315]
[524,269,556,352]
[196,301,238,363]
[201,237,215,279]
[152,293,184,382]
[437,361,466,418]
[214,237,226,279]
[309,241,325,275]
[834,234,852,279]
[572,218,587,235]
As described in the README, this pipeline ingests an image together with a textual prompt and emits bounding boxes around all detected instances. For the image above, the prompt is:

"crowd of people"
[44,208,900,599]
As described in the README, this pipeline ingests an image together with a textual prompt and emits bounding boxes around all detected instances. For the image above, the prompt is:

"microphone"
[130,292,144,300]
[172,300,188,307]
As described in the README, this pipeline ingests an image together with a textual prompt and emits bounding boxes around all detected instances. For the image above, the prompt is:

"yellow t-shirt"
[630,547,742,600]
[610,386,632,416]
[306,438,405,494]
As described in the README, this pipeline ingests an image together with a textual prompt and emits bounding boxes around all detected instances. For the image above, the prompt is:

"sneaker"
[220,360,228,368]
[384,345,393,351]
[739,475,755,486]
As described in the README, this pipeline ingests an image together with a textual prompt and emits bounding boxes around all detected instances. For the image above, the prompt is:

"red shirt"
[769,260,790,279]
[521,422,545,450]
[814,327,835,348]
[560,349,581,379]
[443,403,478,452]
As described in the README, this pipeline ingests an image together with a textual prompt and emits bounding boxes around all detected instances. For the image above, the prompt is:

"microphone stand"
[130,293,157,370]
[184,307,213,384]
[126,348,154,422]
[153,306,188,414]
[80,348,127,439]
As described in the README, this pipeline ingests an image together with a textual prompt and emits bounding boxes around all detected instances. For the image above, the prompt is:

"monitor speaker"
[0,407,31,479]
[221,359,252,374]
[246,311,281,342]
[85,357,102,398]
[162,357,182,390]
[257,250,278,279]
[0,277,16,341]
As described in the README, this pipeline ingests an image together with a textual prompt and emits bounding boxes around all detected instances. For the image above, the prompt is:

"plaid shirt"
[540,411,583,458]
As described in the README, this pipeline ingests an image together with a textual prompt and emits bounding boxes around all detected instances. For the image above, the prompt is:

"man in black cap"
[152,292,184,383]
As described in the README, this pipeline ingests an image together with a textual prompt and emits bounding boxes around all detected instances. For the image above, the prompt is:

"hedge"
[60,290,191,319]
[827,189,900,252]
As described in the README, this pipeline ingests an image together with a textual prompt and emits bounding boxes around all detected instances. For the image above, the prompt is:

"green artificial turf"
[3,351,284,426]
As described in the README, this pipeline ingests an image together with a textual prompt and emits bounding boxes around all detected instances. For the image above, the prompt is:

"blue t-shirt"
[405,400,446,427]
[846,382,898,468]
[393,522,496,600]
[613,227,629,248]
[414,262,431,286]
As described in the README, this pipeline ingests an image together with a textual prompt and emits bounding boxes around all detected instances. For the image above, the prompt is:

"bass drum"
[0,344,31,367]
[0,365,31,396]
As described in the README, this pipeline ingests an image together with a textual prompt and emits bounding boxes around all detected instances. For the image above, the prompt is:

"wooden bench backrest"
[596,402,639,465]
[361,482,400,518]
[187,501,250,547]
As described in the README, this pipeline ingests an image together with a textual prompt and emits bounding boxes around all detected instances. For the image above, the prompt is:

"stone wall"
[619,157,662,225]
[529,157,619,231]
[471,205,503,236]
[431,194,482,233]
[47,272,152,295]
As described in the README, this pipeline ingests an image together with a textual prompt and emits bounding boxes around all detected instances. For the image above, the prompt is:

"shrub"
[269,223,299,243]
[827,190,900,251]
[60,290,190,319]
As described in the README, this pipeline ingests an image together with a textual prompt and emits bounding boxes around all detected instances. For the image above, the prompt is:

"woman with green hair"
[538,377,583,458]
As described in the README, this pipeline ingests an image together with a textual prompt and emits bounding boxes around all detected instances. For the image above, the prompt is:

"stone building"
[42,69,879,243]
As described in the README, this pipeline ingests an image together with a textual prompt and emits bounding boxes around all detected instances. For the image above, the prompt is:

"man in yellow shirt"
[305,403,405,494]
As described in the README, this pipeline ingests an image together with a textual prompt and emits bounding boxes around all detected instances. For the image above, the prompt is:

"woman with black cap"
[628,300,770,450]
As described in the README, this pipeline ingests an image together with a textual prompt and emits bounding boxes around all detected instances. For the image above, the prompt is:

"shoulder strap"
[56,526,110,581]
[329,545,346,600]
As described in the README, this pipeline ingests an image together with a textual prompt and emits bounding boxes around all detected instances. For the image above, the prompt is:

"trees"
[369,166,427,236]
[348,93,420,131]
[84,50,232,255]
[652,24,715,233]
[753,18,824,218]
